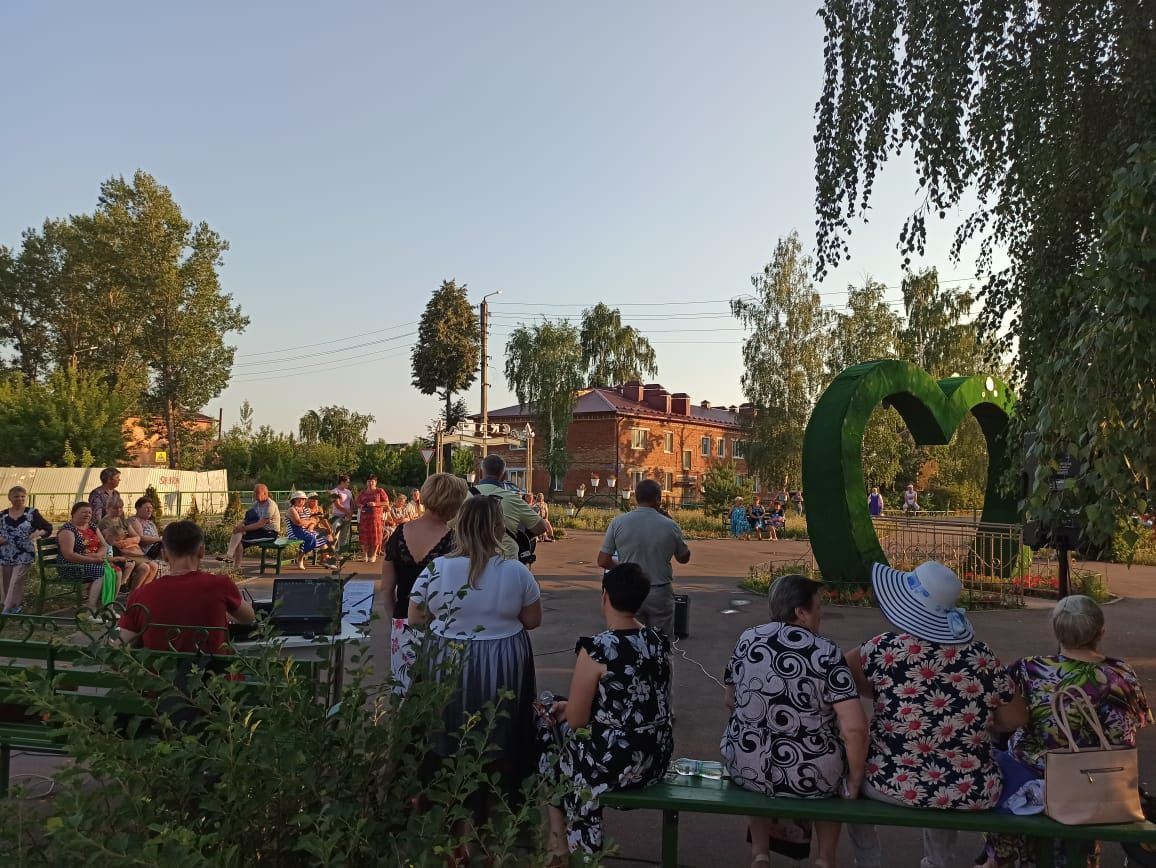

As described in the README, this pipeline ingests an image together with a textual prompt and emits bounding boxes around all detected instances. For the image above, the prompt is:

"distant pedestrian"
[329,475,355,552]
[749,496,767,541]
[790,490,804,516]
[597,479,690,639]
[867,487,884,518]
[730,496,752,540]
[88,467,123,524]
[356,475,389,562]
[902,483,921,512]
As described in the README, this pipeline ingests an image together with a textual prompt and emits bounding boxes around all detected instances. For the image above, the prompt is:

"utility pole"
[480,290,501,457]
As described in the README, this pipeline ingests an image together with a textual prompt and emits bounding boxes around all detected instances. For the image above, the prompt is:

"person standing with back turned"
[596,479,690,639]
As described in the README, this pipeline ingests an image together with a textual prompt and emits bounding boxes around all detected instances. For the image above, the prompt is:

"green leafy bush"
[0,618,573,867]
[143,485,163,518]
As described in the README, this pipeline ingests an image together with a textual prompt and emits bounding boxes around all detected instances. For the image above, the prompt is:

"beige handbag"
[1044,685,1144,825]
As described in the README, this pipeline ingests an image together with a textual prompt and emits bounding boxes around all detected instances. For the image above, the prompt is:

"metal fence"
[29,490,231,521]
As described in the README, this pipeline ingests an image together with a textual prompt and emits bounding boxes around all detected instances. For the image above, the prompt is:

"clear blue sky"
[1,2,986,442]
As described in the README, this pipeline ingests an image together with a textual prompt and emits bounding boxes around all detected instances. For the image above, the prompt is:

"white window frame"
[716,437,726,457]
[663,432,674,453]
[628,469,645,488]
[700,436,710,456]
[682,449,692,471]
[630,427,648,451]
[732,439,745,459]
[663,470,674,491]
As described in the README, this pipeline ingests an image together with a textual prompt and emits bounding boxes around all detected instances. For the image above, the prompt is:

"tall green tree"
[578,303,658,387]
[411,280,480,467]
[731,232,833,490]
[93,172,248,468]
[504,321,585,489]
[898,269,977,379]
[0,367,131,466]
[317,406,374,451]
[298,410,322,446]
[813,1,1156,540]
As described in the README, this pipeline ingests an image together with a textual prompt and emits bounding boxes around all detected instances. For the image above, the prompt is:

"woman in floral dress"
[537,562,673,859]
[356,476,389,562]
[980,595,1151,868]
[844,561,1027,868]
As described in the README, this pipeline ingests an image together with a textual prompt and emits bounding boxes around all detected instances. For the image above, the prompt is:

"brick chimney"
[644,384,671,414]
[700,400,712,409]
[670,392,691,416]
[620,381,645,403]
[739,402,757,417]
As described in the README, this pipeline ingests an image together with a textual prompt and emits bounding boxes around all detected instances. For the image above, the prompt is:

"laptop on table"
[269,578,342,637]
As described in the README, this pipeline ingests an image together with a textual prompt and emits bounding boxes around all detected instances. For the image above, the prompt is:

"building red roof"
[484,384,751,430]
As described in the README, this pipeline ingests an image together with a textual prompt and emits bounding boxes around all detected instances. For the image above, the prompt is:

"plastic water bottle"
[672,758,724,779]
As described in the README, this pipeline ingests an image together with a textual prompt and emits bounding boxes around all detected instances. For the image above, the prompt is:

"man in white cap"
[843,561,1027,868]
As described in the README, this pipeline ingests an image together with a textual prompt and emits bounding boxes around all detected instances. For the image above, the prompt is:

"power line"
[232,347,413,384]
[232,337,416,381]
[234,321,418,359]
[233,331,418,369]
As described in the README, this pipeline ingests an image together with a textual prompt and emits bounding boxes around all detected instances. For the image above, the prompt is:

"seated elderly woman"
[285,491,337,570]
[721,573,868,868]
[844,561,1027,868]
[99,502,159,590]
[537,562,673,860]
[980,595,1152,868]
[57,502,129,611]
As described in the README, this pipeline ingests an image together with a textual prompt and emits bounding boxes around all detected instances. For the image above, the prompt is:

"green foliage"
[143,485,163,518]
[1,171,247,470]
[0,621,565,866]
[356,439,403,483]
[578,303,658,387]
[732,232,833,490]
[222,490,244,527]
[701,462,753,516]
[93,172,249,468]
[411,279,480,425]
[451,447,476,479]
[813,2,1156,543]
[60,440,77,468]
[505,320,586,489]
[0,367,131,466]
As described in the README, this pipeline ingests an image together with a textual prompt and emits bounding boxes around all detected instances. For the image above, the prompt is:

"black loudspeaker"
[673,594,690,639]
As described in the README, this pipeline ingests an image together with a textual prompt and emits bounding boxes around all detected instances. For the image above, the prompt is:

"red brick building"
[482,382,756,502]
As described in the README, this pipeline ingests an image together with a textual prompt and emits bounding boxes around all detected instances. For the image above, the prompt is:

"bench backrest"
[36,537,59,566]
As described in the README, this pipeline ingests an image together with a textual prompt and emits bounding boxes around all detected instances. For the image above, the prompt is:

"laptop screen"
[271,579,341,621]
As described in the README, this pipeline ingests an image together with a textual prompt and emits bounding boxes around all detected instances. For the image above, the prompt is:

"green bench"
[33,537,86,615]
[0,622,322,795]
[600,775,1156,868]
[255,537,293,575]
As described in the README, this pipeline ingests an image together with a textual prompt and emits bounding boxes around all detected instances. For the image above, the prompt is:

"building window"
[507,469,526,490]
[630,428,648,450]
[732,439,745,459]
[682,449,692,471]
[663,470,674,491]
[663,432,674,453]
[700,436,710,456]
[716,437,726,457]
[509,437,525,451]
[628,469,645,488]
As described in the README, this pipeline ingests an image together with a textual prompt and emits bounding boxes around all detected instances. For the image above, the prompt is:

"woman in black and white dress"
[0,486,52,613]
[721,574,868,868]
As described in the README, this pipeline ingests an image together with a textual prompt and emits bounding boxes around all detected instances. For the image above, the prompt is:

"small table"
[232,619,368,705]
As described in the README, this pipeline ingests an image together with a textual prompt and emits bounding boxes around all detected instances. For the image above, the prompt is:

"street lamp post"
[479,289,502,458]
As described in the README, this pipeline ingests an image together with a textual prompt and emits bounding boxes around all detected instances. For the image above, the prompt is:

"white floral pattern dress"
[860,632,1015,809]
[537,628,673,854]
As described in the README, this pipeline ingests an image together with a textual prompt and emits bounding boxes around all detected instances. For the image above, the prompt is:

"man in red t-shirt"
[119,520,255,654]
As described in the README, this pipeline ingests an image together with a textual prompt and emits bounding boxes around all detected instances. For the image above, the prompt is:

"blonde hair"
[1052,594,1105,649]
[99,518,125,541]
[421,473,468,521]
[451,496,505,589]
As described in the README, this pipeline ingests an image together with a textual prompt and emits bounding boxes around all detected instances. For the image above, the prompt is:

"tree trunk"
[166,399,179,469]
[442,391,454,473]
